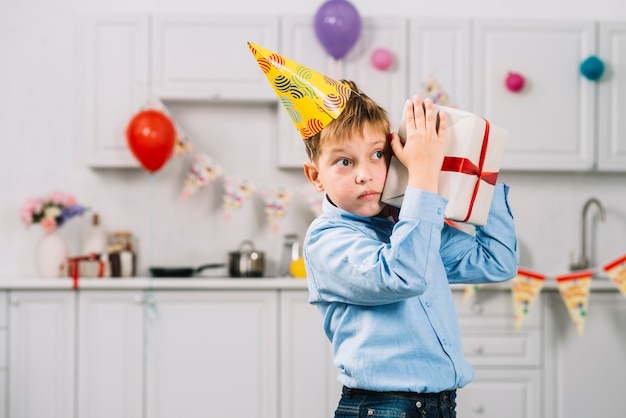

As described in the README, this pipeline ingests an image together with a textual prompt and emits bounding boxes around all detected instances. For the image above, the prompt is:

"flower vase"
[35,230,68,278]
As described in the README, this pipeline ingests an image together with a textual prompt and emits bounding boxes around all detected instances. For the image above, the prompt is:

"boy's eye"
[372,150,384,160]
[335,158,351,168]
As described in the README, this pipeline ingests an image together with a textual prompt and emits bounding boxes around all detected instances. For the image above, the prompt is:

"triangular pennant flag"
[247,41,353,139]
[223,176,255,221]
[556,271,593,337]
[302,190,324,218]
[511,268,546,330]
[603,254,626,298]
[262,186,291,232]
[180,153,223,198]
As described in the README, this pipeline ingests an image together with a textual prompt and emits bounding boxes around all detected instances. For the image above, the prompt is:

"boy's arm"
[440,182,519,284]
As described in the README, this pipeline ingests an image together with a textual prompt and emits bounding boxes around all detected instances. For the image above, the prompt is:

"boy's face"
[303,124,390,218]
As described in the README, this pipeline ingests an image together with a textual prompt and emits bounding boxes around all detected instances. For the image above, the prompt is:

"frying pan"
[149,263,226,278]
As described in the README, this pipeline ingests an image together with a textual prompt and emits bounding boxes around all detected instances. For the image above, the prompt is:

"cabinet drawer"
[453,288,541,328]
[456,369,541,418]
[0,371,5,418]
[461,328,541,367]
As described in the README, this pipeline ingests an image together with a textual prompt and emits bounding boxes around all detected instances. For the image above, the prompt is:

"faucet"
[570,197,606,271]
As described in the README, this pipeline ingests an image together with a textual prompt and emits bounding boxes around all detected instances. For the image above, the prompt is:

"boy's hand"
[389,96,447,194]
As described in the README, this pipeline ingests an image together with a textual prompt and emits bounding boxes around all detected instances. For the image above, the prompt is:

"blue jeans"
[335,386,457,418]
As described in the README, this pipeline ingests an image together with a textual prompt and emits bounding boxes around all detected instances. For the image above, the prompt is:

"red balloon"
[126,109,176,173]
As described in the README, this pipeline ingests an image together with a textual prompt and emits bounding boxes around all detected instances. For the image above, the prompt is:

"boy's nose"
[355,167,372,184]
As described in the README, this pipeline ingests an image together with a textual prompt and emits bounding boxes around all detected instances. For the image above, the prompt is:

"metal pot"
[228,240,265,278]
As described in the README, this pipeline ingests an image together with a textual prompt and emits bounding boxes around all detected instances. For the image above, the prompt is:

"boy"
[301,81,518,418]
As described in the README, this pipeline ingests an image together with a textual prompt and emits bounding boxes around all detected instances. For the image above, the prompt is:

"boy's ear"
[303,162,324,192]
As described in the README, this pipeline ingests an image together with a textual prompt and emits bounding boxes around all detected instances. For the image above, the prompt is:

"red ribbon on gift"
[440,119,498,222]
[66,253,106,290]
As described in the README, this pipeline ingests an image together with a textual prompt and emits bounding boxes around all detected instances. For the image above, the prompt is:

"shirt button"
[416,401,422,408]
[424,301,431,308]
[437,208,442,215]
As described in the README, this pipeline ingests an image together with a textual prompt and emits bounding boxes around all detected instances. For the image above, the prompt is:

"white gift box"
[381,104,508,226]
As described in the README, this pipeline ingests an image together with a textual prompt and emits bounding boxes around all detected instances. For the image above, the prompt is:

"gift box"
[381,104,508,226]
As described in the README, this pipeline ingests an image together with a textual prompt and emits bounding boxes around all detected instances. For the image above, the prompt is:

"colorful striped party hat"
[248,41,352,139]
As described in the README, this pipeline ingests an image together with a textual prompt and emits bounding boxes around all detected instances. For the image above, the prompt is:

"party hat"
[248,41,353,139]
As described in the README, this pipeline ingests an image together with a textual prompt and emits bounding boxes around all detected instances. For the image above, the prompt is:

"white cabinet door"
[473,20,596,171]
[343,17,408,127]
[82,14,149,168]
[77,291,144,418]
[279,290,341,418]
[543,292,626,418]
[409,19,471,111]
[151,14,279,101]
[598,22,626,171]
[456,369,541,418]
[278,16,408,169]
[8,291,75,418]
[146,290,278,418]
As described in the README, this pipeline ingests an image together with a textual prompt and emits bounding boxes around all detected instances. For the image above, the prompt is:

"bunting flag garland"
[603,254,626,298]
[303,189,324,218]
[419,76,453,106]
[222,176,255,221]
[262,186,291,233]
[181,153,223,199]
[556,271,593,337]
[511,269,546,330]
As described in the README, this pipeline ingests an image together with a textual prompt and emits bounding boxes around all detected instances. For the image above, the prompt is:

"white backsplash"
[1,0,625,278]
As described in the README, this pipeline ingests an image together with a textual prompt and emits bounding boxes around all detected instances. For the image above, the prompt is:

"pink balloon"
[371,48,394,71]
[505,72,525,92]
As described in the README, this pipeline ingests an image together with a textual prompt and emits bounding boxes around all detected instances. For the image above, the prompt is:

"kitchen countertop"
[0,276,620,291]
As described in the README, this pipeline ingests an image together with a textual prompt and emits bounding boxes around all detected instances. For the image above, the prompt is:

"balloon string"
[333,59,343,80]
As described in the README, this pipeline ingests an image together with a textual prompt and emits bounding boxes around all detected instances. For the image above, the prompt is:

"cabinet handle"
[10,296,20,306]
[133,294,144,304]
[473,345,485,355]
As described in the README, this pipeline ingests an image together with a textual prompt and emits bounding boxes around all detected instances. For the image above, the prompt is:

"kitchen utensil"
[149,263,225,278]
[228,240,265,278]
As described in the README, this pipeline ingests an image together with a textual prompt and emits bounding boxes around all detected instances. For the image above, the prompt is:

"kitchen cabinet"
[77,291,144,418]
[543,291,626,418]
[454,288,543,418]
[81,13,149,168]
[277,15,407,168]
[146,290,278,418]
[473,19,597,171]
[598,21,626,171]
[279,290,341,418]
[8,291,75,418]
[408,19,471,111]
[151,14,279,101]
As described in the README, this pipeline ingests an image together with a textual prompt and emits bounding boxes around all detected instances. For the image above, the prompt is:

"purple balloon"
[314,0,362,60]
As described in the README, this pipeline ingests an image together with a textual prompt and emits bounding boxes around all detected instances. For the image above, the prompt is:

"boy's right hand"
[389,96,447,194]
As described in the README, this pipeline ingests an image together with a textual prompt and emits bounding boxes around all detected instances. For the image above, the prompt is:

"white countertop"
[0,276,619,291]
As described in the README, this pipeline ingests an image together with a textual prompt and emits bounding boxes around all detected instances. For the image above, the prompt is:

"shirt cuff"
[398,187,447,224]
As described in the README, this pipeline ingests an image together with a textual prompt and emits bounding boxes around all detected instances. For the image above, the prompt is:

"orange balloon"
[126,109,176,173]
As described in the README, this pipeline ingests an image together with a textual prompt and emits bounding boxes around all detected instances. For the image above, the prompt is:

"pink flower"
[48,191,67,205]
[63,193,77,206]
[20,207,33,225]
[40,217,57,232]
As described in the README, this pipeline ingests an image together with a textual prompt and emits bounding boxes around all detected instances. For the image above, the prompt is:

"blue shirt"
[303,183,518,393]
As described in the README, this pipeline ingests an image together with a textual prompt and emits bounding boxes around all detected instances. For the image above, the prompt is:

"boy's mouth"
[358,191,380,200]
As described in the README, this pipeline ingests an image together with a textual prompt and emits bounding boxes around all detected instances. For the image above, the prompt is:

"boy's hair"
[304,80,390,162]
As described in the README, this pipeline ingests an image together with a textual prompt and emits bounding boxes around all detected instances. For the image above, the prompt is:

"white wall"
[1,0,626,278]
